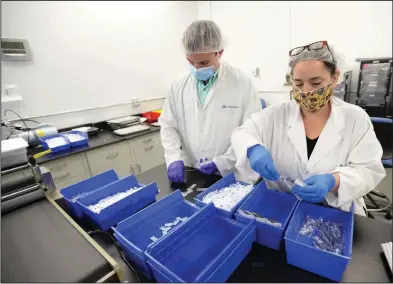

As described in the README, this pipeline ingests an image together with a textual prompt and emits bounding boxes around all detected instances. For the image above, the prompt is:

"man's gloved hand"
[199,161,218,175]
[292,174,336,203]
[167,161,185,183]
[247,144,280,181]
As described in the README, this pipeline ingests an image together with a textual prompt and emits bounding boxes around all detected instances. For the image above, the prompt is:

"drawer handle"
[143,138,153,143]
[106,153,119,159]
[56,173,70,180]
[144,145,154,151]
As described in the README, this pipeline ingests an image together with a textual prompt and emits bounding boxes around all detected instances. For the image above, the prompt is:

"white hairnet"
[182,20,223,54]
[289,44,348,82]
[289,44,336,68]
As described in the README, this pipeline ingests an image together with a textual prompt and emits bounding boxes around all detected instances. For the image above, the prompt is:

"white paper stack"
[381,242,392,272]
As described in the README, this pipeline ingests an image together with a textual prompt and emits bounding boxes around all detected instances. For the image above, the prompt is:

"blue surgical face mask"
[189,64,215,81]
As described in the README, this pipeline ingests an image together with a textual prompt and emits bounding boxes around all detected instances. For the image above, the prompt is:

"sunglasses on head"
[289,40,331,56]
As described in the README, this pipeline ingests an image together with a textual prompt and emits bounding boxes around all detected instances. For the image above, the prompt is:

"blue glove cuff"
[247,144,263,159]
[327,174,336,191]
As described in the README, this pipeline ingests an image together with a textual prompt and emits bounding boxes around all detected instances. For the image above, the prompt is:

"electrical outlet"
[2,84,23,102]
[131,98,140,107]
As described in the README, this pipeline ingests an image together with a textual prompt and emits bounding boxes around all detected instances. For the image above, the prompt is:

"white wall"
[1,1,197,128]
[206,1,392,105]
[197,1,211,20]
[197,1,294,105]
[290,1,393,93]
[2,1,391,129]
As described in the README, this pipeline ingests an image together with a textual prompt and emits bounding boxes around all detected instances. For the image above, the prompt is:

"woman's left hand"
[292,174,336,203]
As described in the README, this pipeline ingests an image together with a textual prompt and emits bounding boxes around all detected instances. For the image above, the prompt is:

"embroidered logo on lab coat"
[222,105,240,109]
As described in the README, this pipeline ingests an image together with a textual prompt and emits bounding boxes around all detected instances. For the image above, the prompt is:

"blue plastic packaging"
[194,172,254,218]
[77,174,159,231]
[235,181,298,250]
[113,190,201,279]
[284,201,354,282]
[40,135,70,152]
[61,169,119,219]
[60,130,89,148]
[145,203,256,283]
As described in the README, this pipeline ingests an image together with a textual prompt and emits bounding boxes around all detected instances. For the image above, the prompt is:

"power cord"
[4,109,30,129]
[4,109,41,141]
[5,123,17,139]
[4,109,40,124]
[87,230,140,283]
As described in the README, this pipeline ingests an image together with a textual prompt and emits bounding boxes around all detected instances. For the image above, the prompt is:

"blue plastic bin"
[40,135,70,152]
[61,169,119,219]
[60,130,89,147]
[235,181,298,250]
[77,174,159,231]
[194,172,254,218]
[113,190,201,279]
[284,201,354,282]
[145,203,256,283]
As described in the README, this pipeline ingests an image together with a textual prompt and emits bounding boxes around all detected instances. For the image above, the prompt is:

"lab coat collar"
[216,60,227,78]
[287,101,308,165]
[201,61,227,110]
[287,97,345,168]
[307,97,345,169]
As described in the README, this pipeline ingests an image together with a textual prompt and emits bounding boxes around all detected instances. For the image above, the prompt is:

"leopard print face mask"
[292,83,333,112]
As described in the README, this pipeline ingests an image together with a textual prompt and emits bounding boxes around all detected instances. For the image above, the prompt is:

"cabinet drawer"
[139,141,164,161]
[57,173,91,191]
[45,154,89,180]
[132,133,161,148]
[131,139,165,173]
[86,141,133,178]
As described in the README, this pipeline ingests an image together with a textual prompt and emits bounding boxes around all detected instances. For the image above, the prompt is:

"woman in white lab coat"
[159,20,261,183]
[231,41,386,216]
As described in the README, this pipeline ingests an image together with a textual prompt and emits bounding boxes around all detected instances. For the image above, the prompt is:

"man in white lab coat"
[231,41,386,216]
[159,20,261,183]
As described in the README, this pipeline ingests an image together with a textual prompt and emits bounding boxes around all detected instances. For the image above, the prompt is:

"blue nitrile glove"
[247,144,280,181]
[167,161,185,183]
[292,174,336,203]
[199,161,218,175]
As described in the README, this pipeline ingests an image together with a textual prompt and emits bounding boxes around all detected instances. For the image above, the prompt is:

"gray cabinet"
[44,153,91,190]
[128,132,165,174]
[4,131,165,192]
[86,132,164,177]
[85,133,164,177]
[86,140,134,178]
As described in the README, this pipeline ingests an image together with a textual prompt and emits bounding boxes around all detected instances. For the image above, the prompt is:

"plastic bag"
[299,215,344,255]
[238,209,282,228]
[299,215,323,236]
[276,176,303,201]
[314,221,344,255]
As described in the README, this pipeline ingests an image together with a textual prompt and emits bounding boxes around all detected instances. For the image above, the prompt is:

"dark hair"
[323,61,337,77]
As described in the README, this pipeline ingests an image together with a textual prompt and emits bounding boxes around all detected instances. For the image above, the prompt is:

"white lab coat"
[231,97,386,216]
[159,61,262,176]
